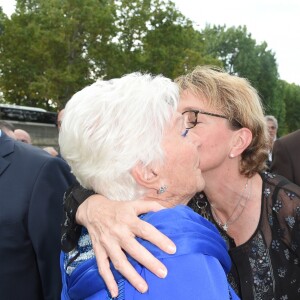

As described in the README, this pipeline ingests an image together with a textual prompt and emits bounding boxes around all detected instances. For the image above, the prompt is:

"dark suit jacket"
[271,129,300,186]
[0,131,75,300]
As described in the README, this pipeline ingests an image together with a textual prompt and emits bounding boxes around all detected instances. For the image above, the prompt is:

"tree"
[0,0,117,109]
[100,0,218,79]
[0,0,220,109]
[141,0,219,79]
[278,80,300,134]
[202,25,281,116]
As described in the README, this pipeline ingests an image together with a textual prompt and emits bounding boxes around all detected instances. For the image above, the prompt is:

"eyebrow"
[180,106,198,111]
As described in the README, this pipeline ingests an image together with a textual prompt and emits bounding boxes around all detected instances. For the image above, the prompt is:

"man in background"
[14,128,32,144]
[43,108,64,157]
[0,128,75,299]
[265,115,278,169]
[57,108,64,131]
[271,129,300,186]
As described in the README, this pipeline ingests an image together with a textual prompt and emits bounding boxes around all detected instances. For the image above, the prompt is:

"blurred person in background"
[265,115,278,169]
[271,128,300,186]
[43,146,59,157]
[43,108,65,157]
[57,108,65,131]
[14,128,32,144]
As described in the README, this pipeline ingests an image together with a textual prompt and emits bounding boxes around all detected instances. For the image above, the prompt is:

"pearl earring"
[229,153,234,158]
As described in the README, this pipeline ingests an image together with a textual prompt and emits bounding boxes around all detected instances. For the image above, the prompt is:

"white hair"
[59,72,179,200]
[265,115,278,129]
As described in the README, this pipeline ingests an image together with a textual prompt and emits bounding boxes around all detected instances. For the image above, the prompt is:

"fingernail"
[110,289,118,298]
[137,283,148,293]
[167,244,176,254]
[158,268,168,278]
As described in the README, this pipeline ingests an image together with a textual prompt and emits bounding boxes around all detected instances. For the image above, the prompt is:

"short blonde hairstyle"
[175,66,269,176]
[59,73,179,200]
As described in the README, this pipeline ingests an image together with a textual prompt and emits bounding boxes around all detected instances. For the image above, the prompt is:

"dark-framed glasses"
[182,109,228,129]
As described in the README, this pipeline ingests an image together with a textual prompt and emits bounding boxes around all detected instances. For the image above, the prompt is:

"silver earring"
[157,185,167,194]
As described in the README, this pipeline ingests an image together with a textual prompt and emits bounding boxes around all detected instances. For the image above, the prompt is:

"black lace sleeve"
[61,182,95,252]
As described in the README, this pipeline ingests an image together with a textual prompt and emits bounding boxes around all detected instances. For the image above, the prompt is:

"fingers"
[106,242,149,294]
[90,234,119,297]
[91,229,149,294]
[107,218,174,283]
[132,202,177,255]
[76,197,177,295]
[119,234,169,279]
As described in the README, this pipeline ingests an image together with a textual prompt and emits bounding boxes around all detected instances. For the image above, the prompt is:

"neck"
[141,190,192,209]
[203,172,262,234]
[203,169,250,218]
[210,177,252,231]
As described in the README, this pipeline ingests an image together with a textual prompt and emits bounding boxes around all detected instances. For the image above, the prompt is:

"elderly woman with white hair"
[59,73,239,299]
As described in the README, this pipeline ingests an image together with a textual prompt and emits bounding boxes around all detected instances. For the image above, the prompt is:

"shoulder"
[138,205,229,265]
[141,205,219,235]
[126,253,235,299]
[12,142,75,187]
[275,129,300,147]
[1,136,69,175]
[262,172,300,215]
[15,141,70,170]
[263,172,300,196]
[15,141,53,160]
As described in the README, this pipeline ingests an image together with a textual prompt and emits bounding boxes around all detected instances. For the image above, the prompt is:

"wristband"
[61,182,95,252]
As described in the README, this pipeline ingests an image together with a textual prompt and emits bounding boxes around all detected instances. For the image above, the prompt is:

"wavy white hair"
[59,72,179,200]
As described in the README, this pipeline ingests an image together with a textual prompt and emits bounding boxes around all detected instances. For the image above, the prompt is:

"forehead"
[267,120,276,126]
[178,90,212,111]
[180,90,205,105]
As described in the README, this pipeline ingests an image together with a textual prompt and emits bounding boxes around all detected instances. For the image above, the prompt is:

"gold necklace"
[210,178,252,232]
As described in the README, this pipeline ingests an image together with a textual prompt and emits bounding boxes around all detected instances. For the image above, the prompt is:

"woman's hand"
[76,195,176,297]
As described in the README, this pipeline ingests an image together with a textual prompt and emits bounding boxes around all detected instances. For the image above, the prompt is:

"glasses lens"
[183,111,197,129]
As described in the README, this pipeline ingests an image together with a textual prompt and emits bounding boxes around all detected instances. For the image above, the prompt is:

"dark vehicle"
[0,104,57,125]
[0,104,58,147]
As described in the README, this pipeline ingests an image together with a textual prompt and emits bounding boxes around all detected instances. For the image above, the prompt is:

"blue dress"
[61,205,239,299]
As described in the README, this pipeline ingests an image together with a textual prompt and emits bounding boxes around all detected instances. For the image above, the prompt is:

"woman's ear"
[230,128,252,157]
[131,162,160,189]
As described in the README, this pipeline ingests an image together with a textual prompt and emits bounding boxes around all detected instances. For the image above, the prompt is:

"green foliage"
[201,25,300,132]
[278,80,300,134]
[0,0,299,132]
[0,0,117,109]
[202,25,280,112]
[141,1,219,78]
[0,0,216,109]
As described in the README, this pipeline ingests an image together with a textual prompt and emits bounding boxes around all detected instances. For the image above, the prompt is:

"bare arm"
[76,195,176,297]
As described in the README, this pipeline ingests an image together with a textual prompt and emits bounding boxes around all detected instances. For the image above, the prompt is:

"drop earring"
[157,185,167,194]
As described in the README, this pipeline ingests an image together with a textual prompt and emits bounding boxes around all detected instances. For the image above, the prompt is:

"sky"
[0,0,299,85]
[173,0,300,85]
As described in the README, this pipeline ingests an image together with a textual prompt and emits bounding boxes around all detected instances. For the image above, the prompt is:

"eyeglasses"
[182,109,228,129]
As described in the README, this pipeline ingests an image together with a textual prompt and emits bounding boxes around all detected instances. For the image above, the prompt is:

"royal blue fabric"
[61,205,239,299]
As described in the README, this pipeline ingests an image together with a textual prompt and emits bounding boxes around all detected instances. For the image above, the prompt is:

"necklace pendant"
[196,200,209,220]
[222,223,228,231]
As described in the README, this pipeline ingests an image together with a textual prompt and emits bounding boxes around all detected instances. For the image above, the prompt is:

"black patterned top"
[188,172,300,300]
